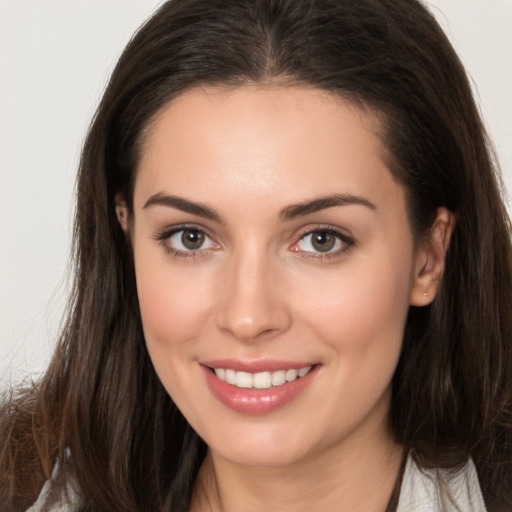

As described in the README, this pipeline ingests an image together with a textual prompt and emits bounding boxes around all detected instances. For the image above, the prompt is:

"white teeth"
[298,366,311,377]
[253,371,272,389]
[285,368,298,382]
[225,369,236,385]
[236,371,253,388]
[212,365,313,389]
[271,370,286,386]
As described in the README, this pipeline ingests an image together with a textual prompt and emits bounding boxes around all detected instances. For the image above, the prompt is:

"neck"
[190,418,404,512]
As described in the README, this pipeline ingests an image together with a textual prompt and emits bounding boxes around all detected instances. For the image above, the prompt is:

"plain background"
[1,1,511,389]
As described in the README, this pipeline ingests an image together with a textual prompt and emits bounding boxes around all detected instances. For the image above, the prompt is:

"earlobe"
[410,207,455,306]
[115,194,129,233]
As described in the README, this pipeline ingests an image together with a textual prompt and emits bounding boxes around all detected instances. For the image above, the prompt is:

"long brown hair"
[2,0,512,510]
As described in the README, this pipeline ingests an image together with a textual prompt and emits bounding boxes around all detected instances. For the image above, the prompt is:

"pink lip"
[201,358,315,373]
[200,361,320,415]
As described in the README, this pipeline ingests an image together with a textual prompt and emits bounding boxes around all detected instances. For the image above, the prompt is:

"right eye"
[156,227,219,257]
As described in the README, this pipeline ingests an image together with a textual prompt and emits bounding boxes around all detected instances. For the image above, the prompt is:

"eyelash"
[153,225,218,260]
[153,224,355,261]
[293,225,355,262]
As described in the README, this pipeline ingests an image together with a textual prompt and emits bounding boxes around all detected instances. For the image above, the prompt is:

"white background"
[1,1,511,389]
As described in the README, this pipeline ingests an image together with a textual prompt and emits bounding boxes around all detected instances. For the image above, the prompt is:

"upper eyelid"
[294,224,354,241]
[154,223,215,240]
[291,225,355,252]
[154,223,354,248]
[155,226,219,257]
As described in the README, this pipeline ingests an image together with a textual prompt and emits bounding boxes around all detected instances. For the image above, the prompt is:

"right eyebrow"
[142,193,224,223]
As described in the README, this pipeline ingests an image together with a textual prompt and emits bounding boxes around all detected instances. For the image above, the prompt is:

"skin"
[116,86,453,511]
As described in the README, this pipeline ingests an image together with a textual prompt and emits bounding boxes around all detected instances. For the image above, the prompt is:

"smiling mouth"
[208,366,313,389]
[202,362,320,414]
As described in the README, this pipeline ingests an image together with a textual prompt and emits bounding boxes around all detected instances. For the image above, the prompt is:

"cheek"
[134,255,218,411]
[294,254,413,354]
[291,258,412,431]
[134,247,215,354]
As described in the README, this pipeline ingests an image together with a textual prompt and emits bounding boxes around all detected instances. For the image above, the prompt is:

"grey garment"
[28,453,486,512]
[396,454,487,512]
[25,457,80,512]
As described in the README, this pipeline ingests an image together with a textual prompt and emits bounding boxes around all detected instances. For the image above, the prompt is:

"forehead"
[134,85,403,216]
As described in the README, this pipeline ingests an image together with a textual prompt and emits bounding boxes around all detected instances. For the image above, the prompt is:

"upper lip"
[200,359,317,373]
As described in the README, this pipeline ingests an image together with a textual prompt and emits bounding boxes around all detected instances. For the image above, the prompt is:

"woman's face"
[127,86,436,468]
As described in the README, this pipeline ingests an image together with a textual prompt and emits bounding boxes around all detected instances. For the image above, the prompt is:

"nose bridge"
[217,242,290,341]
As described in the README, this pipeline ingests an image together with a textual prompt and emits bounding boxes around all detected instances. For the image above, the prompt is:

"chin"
[202,419,334,469]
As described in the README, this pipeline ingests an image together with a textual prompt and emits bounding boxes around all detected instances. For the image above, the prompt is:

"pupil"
[312,231,335,252]
[182,230,204,250]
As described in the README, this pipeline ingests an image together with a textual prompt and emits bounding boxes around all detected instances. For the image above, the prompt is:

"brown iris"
[181,229,205,250]
[311,231,336,252]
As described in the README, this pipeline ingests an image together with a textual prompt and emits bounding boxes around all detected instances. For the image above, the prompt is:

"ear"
[410,207,455,306]
[115,193,129,233]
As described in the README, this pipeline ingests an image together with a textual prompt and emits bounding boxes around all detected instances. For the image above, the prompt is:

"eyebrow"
[278,194,377,221]
[142,192,376,223]
[143,193,224,223]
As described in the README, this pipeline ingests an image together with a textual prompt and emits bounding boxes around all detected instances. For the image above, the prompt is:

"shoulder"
[397,453,487,512]
[27,450,489,512]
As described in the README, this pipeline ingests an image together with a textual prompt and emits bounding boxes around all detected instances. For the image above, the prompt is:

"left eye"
[168,228,217,251]
[295,229,348,253]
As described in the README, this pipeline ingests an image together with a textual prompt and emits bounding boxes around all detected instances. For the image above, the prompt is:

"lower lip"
[201,365,319,414]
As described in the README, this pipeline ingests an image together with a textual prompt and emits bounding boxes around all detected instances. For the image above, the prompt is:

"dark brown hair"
[2,0,512,510]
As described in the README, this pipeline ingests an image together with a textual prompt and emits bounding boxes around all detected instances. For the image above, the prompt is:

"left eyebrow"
[278,194,377,221]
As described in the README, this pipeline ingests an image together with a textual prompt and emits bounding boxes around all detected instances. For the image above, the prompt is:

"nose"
[216,248,291,342]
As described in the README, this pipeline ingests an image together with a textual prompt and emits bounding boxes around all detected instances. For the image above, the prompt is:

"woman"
[2,0,511,510]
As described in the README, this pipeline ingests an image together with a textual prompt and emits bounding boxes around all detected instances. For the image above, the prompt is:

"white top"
[25,457,80,512]
[396,455,487,511]
[27,453,487,511]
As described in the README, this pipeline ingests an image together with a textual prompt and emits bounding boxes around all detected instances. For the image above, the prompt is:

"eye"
[155,226,219,256]
[170,228,212,251]
[293,228,354,255]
